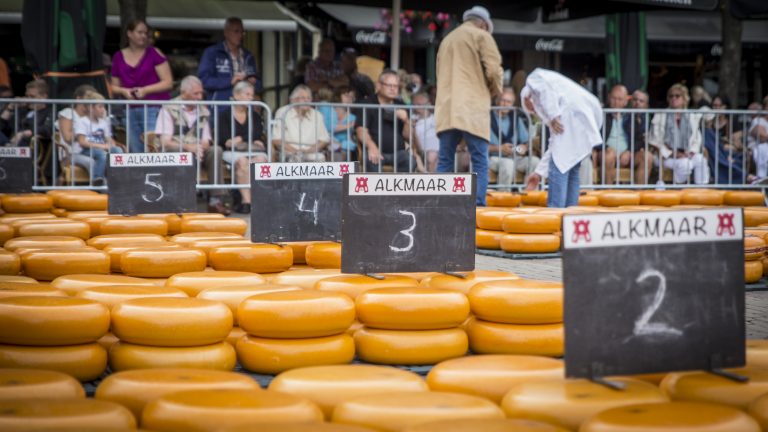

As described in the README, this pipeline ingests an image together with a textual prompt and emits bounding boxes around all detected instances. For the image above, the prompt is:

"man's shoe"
[208,201,231,216]
[235,203,251,214]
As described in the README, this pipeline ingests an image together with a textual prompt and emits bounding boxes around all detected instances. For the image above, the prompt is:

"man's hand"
[133,87,146,99]
[500,143,514,157]
[550,117,564,135]
[395,109,408,123]
[231,72,246,85]
[526,173,541,191]
[367,146,383,164]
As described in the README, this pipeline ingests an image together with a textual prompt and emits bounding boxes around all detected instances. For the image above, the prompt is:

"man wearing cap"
[435,5,503,206]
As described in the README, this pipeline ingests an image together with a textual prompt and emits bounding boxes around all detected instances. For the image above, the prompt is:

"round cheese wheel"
[468,279,563,324]
[748,393,768,432]
[477,210,516,231]
[500,234,560,254]
[747,339,768,368]
[466,318,563,357]
[0,224,13,246]
[95,368,261,419]
[97,332,119,351]
[0,213,56,223]
[171,232,243,247]
[5,235,86,252]
[15,246,96,258]
[237,334,355,375]
[0,296,109,345]
[181,218,247,235]
[238,290,354,338]
[0,398,135,430]
[638,191,682,206]
[136,213,182,235]
[55,193,108,211]
[190,239,253,264]
[77,285,187,308]
[332,391,504,432]
[21,249,110,281]
[0,369,84,400]
[598,192,641,207]
[99,217,169,236]
[355,288,469,330]
[476,229,503,250]
[143,389,323,431]
[521,191,546,206]
[0,282,66,299]
[501,378,668,430]
[47,189,97,203]
[0,275,37,284]
[426,354,564,403]
[486,192,521,208]
[305,242,341,269]
[166,271,267,296]
[316,275,419,299]
[9,218,73,234]
[660,367,768,409]
[121,247,207,278]
[581,401,761,432]
[181,213,227,220]
[87,233,166,250]
[270,268,341,289]
[51,274,155,296]
[680,189,725,206]
[0,343,107,381]
[82,216,119,236]
[0,250,20,276]
[404,419,568,432]
[1,194,53,213]
[105,242,182,273]
[744,235,765,261]
[111,297,232,347]
[724,191,765,207]
[226,326,246,346]
[573,195,597,206]
[109,341,236,372]
[418,270,519,295]
[384,272,441,282]
[502,213,562,234]
[209,244,293,273]
[354,327,467,365]
[199,284,301,325]
[16,220,90,239]
[269,365,428,419]
[64,210,107,221]
[745,208,768,227]
[281,241,317,265]
[746,260,763,283]
[222,424,377,432]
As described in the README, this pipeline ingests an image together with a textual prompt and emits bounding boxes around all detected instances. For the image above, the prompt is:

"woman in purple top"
[111,20,173,154]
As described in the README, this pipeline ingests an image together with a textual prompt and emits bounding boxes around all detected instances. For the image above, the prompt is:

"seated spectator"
[8,79,53,148]
[412,92,439,172]
[272,85,330,162]
[0,85,14,142]
[73,91,124,185]
[749,95,768,181]
[305,38,348,93]
[629,89,655,182]
[318,86,357,162]
[355,70,419,172]
[648,84,709,184]
[216,80,268,214]
[56,84,99,177]
[488,87,537,191]
[155,75,230,215]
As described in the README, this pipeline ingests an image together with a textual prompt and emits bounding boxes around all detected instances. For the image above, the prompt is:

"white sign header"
[0,147,32,158]
[253,162,355,180]
[110,152,194,167]
[348,173,473,196]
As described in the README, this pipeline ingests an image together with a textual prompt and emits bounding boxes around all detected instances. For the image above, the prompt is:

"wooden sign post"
[341,173,476,274]
[0,147,34,193]
[562,208,745,380]
[107,152,196,215]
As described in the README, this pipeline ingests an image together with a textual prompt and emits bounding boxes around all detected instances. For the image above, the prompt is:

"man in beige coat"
[435,5,503,206]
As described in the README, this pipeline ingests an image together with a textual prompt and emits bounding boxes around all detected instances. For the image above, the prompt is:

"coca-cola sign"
[355,30,388,45]
[535,38,565,52]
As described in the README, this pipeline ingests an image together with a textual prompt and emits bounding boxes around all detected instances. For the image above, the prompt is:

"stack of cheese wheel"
[485,192,521,208]
[500,209,562,254]
[236,290,356,374]
[354,288,469,365]
[746,229,768,278]
[1,194,54,214]
[0,296,110,381]
[744,234,765,284]
[466,279,564,357]
[476,208,518,250]
[8,236,110,281]
[109,297,235,371]
[745,207,768,227]
[51,190,108,212]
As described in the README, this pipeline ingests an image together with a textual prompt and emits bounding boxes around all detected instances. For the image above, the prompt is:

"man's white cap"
[463,5,494,34]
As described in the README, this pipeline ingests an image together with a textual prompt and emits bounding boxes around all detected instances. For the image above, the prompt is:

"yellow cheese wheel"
[190,239,253,263]
[109,341,236,372]
[384,272,441,282]
[136,213,182,235]
[51,274,155,295]
[305,242,341,269]
[745,228,768,241]
[181,218,247,235]
[316,274,419,299]
[501,378,668,430]
[418,270,519,295]
[143,389,323,431]
[63,210,107,221]
[355,288,469,330]
[521,191,546,206]
[269,365,429,419]
[747,339,768,368]
[198,284,301,325]
[171,231,243,246]
[1,194,53,213]
[9,217,73,234]
[15,246,96,258]
[0,296,109,345]
[0,213,56,223]
[333,391,504,432]
[111,297,232,346]
[500,234,560,253]
[0,224,13,246]
[0,275,37,284]
[47,189,98,204]
[476,229,503,250]
[746,260,763,283]
[745,208,768,227]
[0,398,135,431]
[97,332,119,351]
[725,191,765,207]
[0,368,84,400]
[581,401,761,432]
[5,235,86,252]
[86,233,166,249]
[486,192,522,207]
[476,210,515,231]
[0,282,66,298]
[55,193,108,211]
[181,212,227,220]
[16,220,90,239]
[99,217,168,236]
[468,279,563,324]
[637,191,682,206]
[238,290,355,338]
[598,191,641,207]
[77,285,187,308]
[270,268,341,289]
[222,424,377,432]
[744,235,765,261]
[0,249,20,276]
[0,343,107,381]
[502,213,562,234]
[354,327,467,365]
[426,354,564,403]
[166,270,267,296]
[105,242,182,272]
[226,326,246,346]
[748,393,768,432]
[574,195,597,206]
[237,334,355,375]
[121,247,207,278]
[95,368,262,419]
[680,189,725,206]
[466,318,563,357]
[83,215,120,236]
[404,419,568,432]
[277,241,316,265]
[209,244,293,273]
[660,366,768,409]
[21,249,110,281]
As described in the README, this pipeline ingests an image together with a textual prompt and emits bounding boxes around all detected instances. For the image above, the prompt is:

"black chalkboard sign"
[341,173,476,274]
[0,147,34,193]
[562,208,745,379]
[250,161,357,242]
[107,152,196,215]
